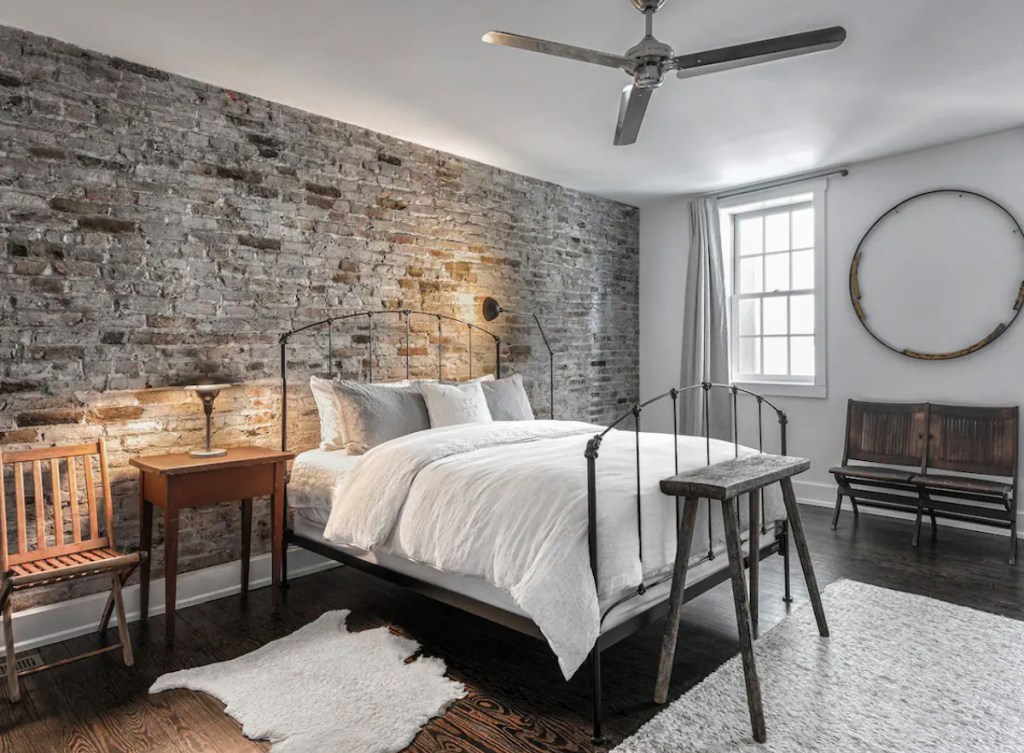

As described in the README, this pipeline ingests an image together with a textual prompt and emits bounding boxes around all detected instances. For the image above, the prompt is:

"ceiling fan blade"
[483,31,629,69]
[614,85,654,146]
[674,26,846,79]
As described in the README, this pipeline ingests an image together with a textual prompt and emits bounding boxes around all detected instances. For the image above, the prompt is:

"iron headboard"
[278,309,502,453]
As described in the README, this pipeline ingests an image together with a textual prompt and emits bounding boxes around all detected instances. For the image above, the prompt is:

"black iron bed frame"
[277,309,794,745]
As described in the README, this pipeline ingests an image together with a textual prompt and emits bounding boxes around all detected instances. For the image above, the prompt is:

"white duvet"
[322,420,784,679]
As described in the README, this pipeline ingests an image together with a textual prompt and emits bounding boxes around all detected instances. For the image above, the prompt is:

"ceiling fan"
[483,0,846,146]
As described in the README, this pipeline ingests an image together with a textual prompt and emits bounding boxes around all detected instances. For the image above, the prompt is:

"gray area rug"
[616,579,1024,752]
[150,610,465,753]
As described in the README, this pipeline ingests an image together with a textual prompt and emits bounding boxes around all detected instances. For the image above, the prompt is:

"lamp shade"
[482,297,502,322]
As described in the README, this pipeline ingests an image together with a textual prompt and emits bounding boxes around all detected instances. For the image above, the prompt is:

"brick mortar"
[0,26,640,608]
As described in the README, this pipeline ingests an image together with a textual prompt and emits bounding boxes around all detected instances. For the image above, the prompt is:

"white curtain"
[679,198,730,439]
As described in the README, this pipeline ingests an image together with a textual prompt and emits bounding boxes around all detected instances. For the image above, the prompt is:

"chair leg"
[3,598,19,703]
[912,508,924,547]
[110,574,134,667]
[831,489,844,530]
[98,561,138,634]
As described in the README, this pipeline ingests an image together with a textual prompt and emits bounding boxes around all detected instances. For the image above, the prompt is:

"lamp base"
[189,448,228,458]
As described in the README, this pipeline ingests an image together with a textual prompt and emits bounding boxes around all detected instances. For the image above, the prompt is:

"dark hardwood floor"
[2,506,1022,752]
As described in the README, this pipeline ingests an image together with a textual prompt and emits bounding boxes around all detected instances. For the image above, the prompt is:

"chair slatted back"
[926,404,1018,478]
[845,400,927,467]
[0,439,116,572]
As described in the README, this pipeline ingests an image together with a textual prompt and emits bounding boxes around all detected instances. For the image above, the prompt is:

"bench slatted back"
[926,404,1018,478]
[0,439,115,572]
[845,400,927,468]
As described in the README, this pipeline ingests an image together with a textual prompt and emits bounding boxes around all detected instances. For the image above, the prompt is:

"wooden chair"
[0,439,144,702]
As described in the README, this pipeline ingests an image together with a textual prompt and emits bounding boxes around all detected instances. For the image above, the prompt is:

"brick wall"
[0,26,640,607]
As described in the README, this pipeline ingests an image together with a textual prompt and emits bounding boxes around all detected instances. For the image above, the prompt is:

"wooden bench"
[655,454,829,744]
[831,400,1019,563]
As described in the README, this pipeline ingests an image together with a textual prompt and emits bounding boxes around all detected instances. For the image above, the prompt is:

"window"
[720,181,827,398]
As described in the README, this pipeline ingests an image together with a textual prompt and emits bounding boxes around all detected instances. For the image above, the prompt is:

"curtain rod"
[712,166,850,201]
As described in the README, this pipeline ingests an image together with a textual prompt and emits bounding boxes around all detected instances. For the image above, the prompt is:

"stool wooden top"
[660,454,810,500]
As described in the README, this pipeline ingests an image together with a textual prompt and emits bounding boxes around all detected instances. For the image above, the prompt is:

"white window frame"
[719,179,828,399]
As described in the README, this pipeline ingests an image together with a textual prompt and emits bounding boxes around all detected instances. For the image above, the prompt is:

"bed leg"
[590,646,605,747]
[781,520,793,604]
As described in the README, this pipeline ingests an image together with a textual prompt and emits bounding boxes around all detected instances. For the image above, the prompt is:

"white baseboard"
[1,547,341,657]
[792,478,1023,539]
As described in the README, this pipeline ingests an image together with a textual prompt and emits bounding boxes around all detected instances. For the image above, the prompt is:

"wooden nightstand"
[130,446,294,644]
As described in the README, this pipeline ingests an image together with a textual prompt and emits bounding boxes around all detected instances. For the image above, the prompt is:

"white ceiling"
[3,1,1024,205]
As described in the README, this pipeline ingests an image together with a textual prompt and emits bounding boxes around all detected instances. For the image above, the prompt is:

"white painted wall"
[639,197,692,432]
[640,127,1024,533]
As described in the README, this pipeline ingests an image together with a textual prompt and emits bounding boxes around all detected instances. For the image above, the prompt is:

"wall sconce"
[183,383,231,457]
[482,297,555,419]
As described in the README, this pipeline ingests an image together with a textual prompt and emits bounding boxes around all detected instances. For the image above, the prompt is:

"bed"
[277,309,794,743]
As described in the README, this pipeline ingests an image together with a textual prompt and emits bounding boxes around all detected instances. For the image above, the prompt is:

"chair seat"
[829,465,915,483]
[911,473,1013,497]
[8,547,140,588]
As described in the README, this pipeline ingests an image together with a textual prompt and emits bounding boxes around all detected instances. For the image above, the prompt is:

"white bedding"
[314,420,784,680]
[288,448,362,520]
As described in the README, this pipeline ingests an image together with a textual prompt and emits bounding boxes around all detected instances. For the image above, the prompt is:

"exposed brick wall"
[0,26,640,607]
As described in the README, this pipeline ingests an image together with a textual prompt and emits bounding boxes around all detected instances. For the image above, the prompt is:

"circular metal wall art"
[849,189,1024,360]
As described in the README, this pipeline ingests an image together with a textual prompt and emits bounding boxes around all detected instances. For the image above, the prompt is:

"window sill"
[733,381,827,399]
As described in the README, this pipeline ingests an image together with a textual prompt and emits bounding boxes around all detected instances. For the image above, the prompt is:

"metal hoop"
[849,189,1024,360]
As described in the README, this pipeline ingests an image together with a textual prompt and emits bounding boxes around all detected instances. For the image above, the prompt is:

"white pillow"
[310,376,345,451]
[481,374,534,421]
[310,377,412,452]
[421,380,493,428]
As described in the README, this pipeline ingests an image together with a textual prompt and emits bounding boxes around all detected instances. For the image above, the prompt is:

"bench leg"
[654,495,701,705]
[831,488,844,530]
[722,497,766,744]
[779,478,829,637]
[1010,496,1018,566]
[748,489,760,638]
[912,507,924,547]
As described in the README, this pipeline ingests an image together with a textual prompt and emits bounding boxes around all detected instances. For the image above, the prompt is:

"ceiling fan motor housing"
[631,0,667,11]
[624,36,675,87]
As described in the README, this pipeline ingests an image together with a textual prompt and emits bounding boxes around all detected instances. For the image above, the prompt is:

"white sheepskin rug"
[150,610,465,753]
[616,580,1024,752]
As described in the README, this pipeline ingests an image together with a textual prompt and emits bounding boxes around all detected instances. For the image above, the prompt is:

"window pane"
[765,212,790,253]
[763,337,788,375]
[765,252,790,292]
[763,296,788,335]
[739,257,763,293]
[790,294,815,335]
[791,336,815,376]
[738,337,761,375]
[738,299,760,335]
[792,207,814,249]
[737,216,763,256]
[792,249,814,290]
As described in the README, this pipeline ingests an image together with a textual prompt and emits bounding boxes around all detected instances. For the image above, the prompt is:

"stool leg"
[779,478,829,637]
[748,489,760,638]
[654,495,700,704]
[722,497,766,744]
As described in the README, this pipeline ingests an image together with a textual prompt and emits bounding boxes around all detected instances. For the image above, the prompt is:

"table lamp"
[184,383,231,457]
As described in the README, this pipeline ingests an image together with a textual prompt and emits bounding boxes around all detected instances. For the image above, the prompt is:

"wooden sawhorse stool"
[653,454,830,743]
